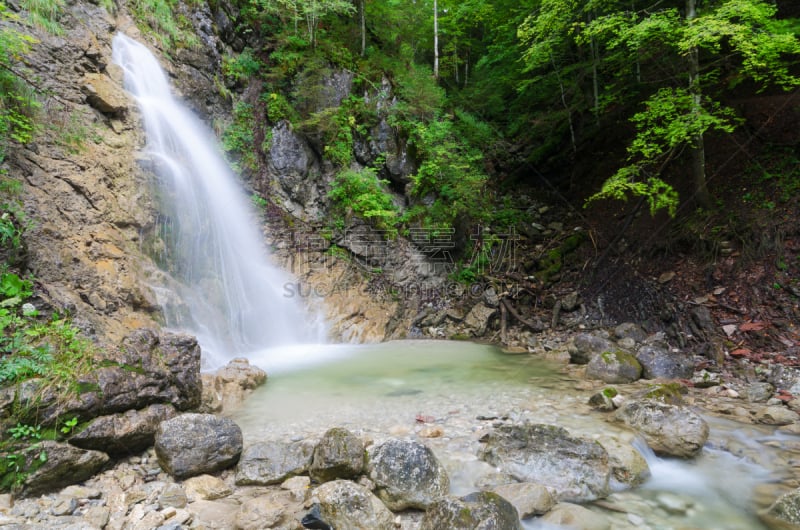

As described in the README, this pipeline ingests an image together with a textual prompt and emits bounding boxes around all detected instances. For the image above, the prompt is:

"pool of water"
[233,340,794,529]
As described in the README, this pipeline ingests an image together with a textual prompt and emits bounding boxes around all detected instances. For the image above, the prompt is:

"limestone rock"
[420,491,523,530]
[82,72,128,115]
[614,323,647,343]
[635,344,694,379]
[490,482,556,518]
[746,382,775,403]
[186,499,240,529]
[235,494,287,530]
[183,474,232,501]
[154,413,243,479]
[235,440,314,486]
[588,388,618,411]
[69,403,176,456]
[762,487,800,529]
[367,438,450,510]
[22,441,109,497]
[540,502,610,530]
[478,423,610,502]
[313,480,395,530]
[692,369,722,388]
[756,406,799,426]
[571,333,613,365]
[613,400,708,458]
[463,303,497,336]
[200,358,267,413]
[586,350,642,384]
[309,427,365,483]
[597,437,651,487]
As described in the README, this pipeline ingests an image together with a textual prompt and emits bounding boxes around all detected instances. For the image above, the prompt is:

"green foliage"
[328,167,399,233]
[221,100,258,171]
[21,0,64,35]
[223,48,262,83]
[261,91,298,124]
[59,416,77,435]
[299,97,368,167]
[130,0,199,49]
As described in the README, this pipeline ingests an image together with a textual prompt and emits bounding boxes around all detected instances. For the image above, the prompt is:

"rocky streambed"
[4,333,800,529]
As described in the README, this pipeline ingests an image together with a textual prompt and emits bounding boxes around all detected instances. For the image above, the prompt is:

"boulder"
[571,333,613,365]
[478,423,610,502]
[154,413,243,479]
[746,382,775,403]
[420,491,523,530]
[756,406,799,426]
[635,344,694,379]
[21,441,109,497]
[613,400,708,458]
[367,438,449,510]
[540,502,610,530]
[183,474,232,501]
[597,437,651,488]
[490,482,556,518]
[463,303,497,336]
[614,323,647,343]
[586,350,642,384]
[309,427,365,483]
[235,493,288,530]
[235,440,314,486]
[69,403,176,456]
[200,357,267,414]
[761,487,800,529]
[588,387,618,411]
[313,480,395,530]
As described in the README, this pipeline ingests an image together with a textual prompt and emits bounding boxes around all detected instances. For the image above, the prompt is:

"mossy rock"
[587,350,642,384]
[640,382,688,405]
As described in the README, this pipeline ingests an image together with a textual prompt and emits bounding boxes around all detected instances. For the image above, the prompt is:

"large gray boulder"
[21,441,109,497]
[586,350,642,384]
[420,491,523,530]
[155,413,243,479]
[613,400,708,458]
[309,427,365,483]
[478,423,610,502]
[235,440,314,486]
[69,403,176,456]
[635,344,694,379]
[313,480,395,530]
[367,438,449,510]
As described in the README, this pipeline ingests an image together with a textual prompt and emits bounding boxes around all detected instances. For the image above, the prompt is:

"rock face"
[367,438,450,510]
[613,400,709,458]
[309,427,365,483]
[635,344,694,379]
[235,440,314,486]
[420,491,523,530]
[313,480,395,530]
[69,403,176,456]
[479,423,610,502]
[154,414,243,479]
[22,441,109,497]
[586,350,642,383]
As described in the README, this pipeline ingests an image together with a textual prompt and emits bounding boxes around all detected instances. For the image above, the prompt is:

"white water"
[112,34,326,369]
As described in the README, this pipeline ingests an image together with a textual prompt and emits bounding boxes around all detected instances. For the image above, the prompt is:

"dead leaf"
[730,348,752,357]
[740,322,769,332]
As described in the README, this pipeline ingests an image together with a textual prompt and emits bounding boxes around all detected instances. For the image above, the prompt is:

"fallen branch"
[500,298,545,332]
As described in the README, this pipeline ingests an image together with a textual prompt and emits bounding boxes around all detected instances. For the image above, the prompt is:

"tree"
[583,0,800,214]
[258,0,355,48]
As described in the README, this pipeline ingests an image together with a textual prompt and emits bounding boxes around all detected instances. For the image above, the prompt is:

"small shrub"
[328,167,399,234]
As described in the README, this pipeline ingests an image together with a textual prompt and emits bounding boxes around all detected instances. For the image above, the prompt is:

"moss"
[644,382,687,404]
[449,333,470,341]
[602,387,618,398]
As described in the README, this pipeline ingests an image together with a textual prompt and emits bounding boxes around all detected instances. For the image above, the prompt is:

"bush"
[328,167,399,234]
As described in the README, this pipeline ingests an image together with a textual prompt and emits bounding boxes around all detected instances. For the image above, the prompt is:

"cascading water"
[112,34,325,369]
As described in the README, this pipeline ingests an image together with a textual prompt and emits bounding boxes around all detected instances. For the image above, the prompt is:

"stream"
[233,340,794,529]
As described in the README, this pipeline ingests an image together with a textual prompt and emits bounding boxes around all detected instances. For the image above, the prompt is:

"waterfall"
[112,33,325,369]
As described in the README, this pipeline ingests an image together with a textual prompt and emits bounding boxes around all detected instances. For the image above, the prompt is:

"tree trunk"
[360,0,366,56]
[589,11,600,127]
[686,0,711,208]
[433,0,439,79]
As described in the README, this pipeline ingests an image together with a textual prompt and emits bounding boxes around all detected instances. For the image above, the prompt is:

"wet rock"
[762,487,800,529]
[613,400,709,458]
[235,440,314,486]
[490,482,556,517]
[597,437,650,488]
[69,403,176,456]
[420,491,522,530]
[571,333,613,365]
[154,413,243,479]
[588,388,618,411]
[635,344,694,379]
[309,427,365,483]
[22,441,109,497]
[746,382,775,403]
[367,438,449,510]
[614,323,647,343]
[478,423,610,502]
[200,358,267,414]
[314,480,395,530]
[540,502,610,530]
[586,350,642,384]
[756,406,799,426]
[463,303,497,336]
